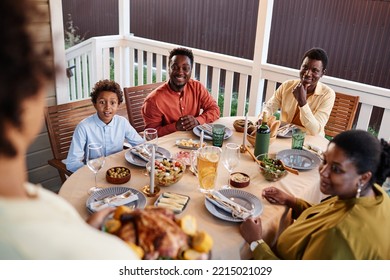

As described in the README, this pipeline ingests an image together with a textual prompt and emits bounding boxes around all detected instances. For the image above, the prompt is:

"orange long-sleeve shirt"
[141,80,220,137]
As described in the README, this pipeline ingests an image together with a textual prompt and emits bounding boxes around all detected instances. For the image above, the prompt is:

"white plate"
[277,130,292,138]
[86,186,146,214]
[125,146,171,167]
[276,149,321,170]
[175,138,202,150]
[204,189,263,222]
[193,125,233,141]
[277,123,293,138]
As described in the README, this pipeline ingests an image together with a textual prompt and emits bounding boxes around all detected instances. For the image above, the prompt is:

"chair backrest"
[45,99,128,160]
[123,82,165,132]
[324,92,360,137]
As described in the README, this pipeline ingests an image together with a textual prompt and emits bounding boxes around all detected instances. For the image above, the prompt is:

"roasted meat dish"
[117,207,190,259]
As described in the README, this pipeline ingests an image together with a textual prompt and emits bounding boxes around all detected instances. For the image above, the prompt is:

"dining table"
[58,116,329,260]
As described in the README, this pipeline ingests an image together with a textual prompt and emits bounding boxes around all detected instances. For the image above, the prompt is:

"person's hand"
[176,115,199,131]
[86,207,115,229]
[262,186,295,207]
[292,82,309,107]
[240,216,263,244]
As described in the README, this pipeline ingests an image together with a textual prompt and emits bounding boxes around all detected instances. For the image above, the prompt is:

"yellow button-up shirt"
[262,80,335,136]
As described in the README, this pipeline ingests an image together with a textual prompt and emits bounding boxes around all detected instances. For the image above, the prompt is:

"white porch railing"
[64,34,390,140]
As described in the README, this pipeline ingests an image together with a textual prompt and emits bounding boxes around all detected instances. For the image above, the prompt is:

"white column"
[248,0,274,117]
[119,0,130,35]
[50,0,69,104]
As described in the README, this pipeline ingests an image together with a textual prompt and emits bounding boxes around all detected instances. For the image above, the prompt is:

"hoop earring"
[356,182,363,198]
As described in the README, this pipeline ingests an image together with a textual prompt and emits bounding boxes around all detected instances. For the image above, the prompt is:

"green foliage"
[218,90,248,117]
[64,14,87,49]
[367,126,378,137]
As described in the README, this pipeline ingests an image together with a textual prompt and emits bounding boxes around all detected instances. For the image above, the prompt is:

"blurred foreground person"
[0,0,138,259]
[240,130,390,259]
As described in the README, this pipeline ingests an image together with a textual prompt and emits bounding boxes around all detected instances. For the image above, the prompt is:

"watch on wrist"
[250,239,264,251]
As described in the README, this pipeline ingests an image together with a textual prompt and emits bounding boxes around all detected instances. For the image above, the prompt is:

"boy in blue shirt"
[66,80,144,172]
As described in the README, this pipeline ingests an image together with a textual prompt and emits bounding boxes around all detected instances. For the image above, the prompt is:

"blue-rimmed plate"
[204,189,263,222]
[86,186,146,214]
[125,146,171,167]
[276,149,321,170]
[193,125,233,141]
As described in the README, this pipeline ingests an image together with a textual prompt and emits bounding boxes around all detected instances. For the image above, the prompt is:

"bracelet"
[249,239,264,251]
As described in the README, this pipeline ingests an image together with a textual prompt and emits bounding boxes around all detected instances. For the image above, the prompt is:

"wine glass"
[143,128,158,156]
[87,143,105,194]
[221,143,240,189]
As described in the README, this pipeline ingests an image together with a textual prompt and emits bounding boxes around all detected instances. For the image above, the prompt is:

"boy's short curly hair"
[90,79,124,104]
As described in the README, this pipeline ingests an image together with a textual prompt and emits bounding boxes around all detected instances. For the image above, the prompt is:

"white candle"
[200,130,204,148]
[243,113,248,147]
[150,145,155,194]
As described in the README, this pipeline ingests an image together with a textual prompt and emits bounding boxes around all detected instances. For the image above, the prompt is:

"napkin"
[206,190,253,219]
[89,192,139,212]
[198,124,213,136]
[277,124,295,136]
[131,144,165,162]
[131,145,150,161]
[303,143,323,157]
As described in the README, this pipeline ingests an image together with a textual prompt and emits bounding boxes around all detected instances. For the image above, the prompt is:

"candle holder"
[142,185,160,197]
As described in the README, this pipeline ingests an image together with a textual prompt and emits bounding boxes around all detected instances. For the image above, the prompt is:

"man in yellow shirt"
[261,48,335,136]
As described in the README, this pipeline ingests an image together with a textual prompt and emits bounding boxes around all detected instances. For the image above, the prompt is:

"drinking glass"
[87,143,105,194]
[190,146,222,193]
[221,143,240,189]
[212,124,226,147]
[291,127,306,150]
[143,128,158,155]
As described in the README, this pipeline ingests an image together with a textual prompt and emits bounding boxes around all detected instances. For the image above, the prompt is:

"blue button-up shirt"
[65,113,144,172]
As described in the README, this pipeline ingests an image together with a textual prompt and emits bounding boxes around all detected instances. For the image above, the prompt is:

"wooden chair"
[44,99,128,183]
[123,82,165,132]
[324,92,360,138]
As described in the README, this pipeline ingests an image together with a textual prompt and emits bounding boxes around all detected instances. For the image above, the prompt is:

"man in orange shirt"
[141,47,220,137]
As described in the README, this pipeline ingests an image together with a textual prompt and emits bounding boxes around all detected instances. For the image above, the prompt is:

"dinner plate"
[276,149,321,170]
[204,189,263,222]
[125,146,171,167]
[86,186,146,214]
[193,125,233,141]
[277,130,292,138]
[277,123,293,138]
[175,138,202,150]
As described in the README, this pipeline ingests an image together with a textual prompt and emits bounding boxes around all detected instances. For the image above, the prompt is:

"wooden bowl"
[229,172,250,188]
[106,166,131,184]
[233,119,254,132]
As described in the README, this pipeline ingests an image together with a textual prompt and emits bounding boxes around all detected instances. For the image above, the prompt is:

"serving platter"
[276,149,321,170]
[175,138,203,150]
[86,186,146,214]
[204,189,263,222]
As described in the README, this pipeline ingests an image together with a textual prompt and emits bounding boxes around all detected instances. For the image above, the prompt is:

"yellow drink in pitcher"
[197,152,219,192]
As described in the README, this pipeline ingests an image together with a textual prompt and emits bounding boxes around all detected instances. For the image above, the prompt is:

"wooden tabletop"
[59,116,329,259]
